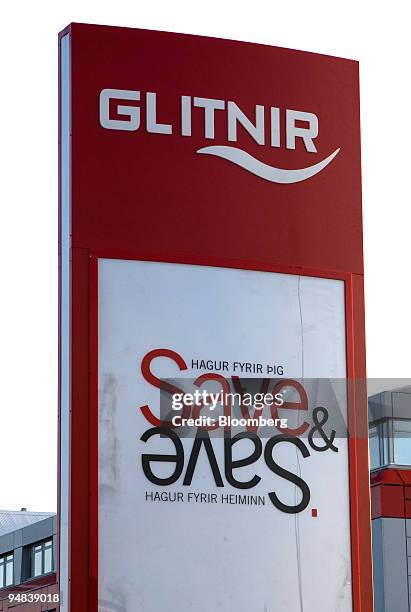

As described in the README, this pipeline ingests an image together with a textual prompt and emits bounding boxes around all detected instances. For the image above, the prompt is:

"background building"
[370,385,411,612]
[0,510,58,611]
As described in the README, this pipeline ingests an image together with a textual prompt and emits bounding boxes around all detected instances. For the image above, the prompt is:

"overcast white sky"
[1,1,410,512]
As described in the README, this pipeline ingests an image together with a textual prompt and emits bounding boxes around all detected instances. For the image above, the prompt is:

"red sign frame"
[59,23,373,612]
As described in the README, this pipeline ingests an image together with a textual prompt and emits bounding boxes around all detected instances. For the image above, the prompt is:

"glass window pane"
[393,420,411,465]
[0,567,4,588]
[44,546,52,573]
[394,437,411,465]
[5,559,13,586]
[394,420,411,434]
[34,549,42,576]
[381,421,390,465]
[369,426,380,470]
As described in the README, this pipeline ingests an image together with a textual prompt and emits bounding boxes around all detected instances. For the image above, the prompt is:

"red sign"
[59,23,372,612]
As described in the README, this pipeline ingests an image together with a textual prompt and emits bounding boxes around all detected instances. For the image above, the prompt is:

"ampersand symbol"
[308,406,338,453]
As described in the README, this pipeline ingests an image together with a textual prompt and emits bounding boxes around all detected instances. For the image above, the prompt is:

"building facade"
[370,386,411,612]
[0,511,58,611]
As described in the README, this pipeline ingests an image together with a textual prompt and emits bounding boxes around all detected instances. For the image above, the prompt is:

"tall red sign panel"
[59,23,372,612]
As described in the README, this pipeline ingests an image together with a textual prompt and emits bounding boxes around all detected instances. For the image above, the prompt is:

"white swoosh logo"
[197,145,340,184]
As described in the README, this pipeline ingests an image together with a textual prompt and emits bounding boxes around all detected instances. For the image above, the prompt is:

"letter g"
[99,88,140,131]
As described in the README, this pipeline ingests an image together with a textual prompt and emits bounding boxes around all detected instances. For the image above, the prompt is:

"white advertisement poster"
[98,258,352,612]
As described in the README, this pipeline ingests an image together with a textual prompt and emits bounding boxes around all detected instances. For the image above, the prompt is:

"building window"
[0,553,14,588]
[368,420,389,470]
[31,540,53,577]
[393,420,411,466]
[369,425,380,470]
[369,418,411,468]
